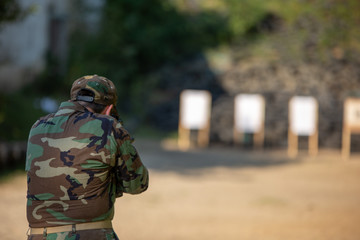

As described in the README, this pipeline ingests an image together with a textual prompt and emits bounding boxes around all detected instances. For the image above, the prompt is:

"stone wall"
[151,56,360,150]
[212,60,360,149]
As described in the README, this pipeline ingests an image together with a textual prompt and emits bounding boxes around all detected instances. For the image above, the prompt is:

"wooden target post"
[342,98,360,159]
[233,94,265,149]
[178,90,212,151]
[288,96,319,158]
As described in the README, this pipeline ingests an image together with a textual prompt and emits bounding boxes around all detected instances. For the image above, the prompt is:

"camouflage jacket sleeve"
[112,122,149,197]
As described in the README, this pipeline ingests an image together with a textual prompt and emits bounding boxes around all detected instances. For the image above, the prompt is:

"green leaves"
[67,0,229,114]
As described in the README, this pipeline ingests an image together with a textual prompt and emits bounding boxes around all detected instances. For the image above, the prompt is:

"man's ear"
[103,104,113,115]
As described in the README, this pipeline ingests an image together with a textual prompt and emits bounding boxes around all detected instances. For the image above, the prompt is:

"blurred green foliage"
[225,0,268,37]
[222,0,360,62]
[67,0,230,114]
[0,0,37,26]
[0,92,45,141]
[0,0,21,24]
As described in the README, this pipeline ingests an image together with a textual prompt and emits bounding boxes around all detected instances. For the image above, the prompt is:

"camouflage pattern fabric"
[70,75,118,106]
[26,101,149,234]
[27,228,118,240]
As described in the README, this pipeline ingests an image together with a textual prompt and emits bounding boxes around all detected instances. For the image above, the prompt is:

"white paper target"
[234,94,264,133]
[180,90,211,129]
[345,99,360,128]
[290,96,317,136]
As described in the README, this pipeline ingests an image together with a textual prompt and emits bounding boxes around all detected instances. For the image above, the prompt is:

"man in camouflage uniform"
[26,75,149,240]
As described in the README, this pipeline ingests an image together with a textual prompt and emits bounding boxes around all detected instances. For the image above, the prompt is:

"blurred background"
[1,1,360,239]
[1,0,360,148]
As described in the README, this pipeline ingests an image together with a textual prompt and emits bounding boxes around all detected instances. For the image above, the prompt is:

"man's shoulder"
[90,113,118,126]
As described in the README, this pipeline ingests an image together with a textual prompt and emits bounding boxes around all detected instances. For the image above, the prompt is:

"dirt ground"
[1,139,360,240]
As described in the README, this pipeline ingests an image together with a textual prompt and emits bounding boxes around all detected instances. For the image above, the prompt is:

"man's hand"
[104,104,122,123]
[105,104,113,116]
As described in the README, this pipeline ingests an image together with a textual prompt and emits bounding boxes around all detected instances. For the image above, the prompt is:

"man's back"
[27,101,119,227]
[26,101,148,228]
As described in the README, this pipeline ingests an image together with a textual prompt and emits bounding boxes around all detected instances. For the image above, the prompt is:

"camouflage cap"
[70,74,118,105]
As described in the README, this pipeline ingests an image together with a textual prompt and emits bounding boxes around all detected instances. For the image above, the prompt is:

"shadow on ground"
[134,139,298,174]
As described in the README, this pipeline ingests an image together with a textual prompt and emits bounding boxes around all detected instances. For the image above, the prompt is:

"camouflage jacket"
[26,101,149,228]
